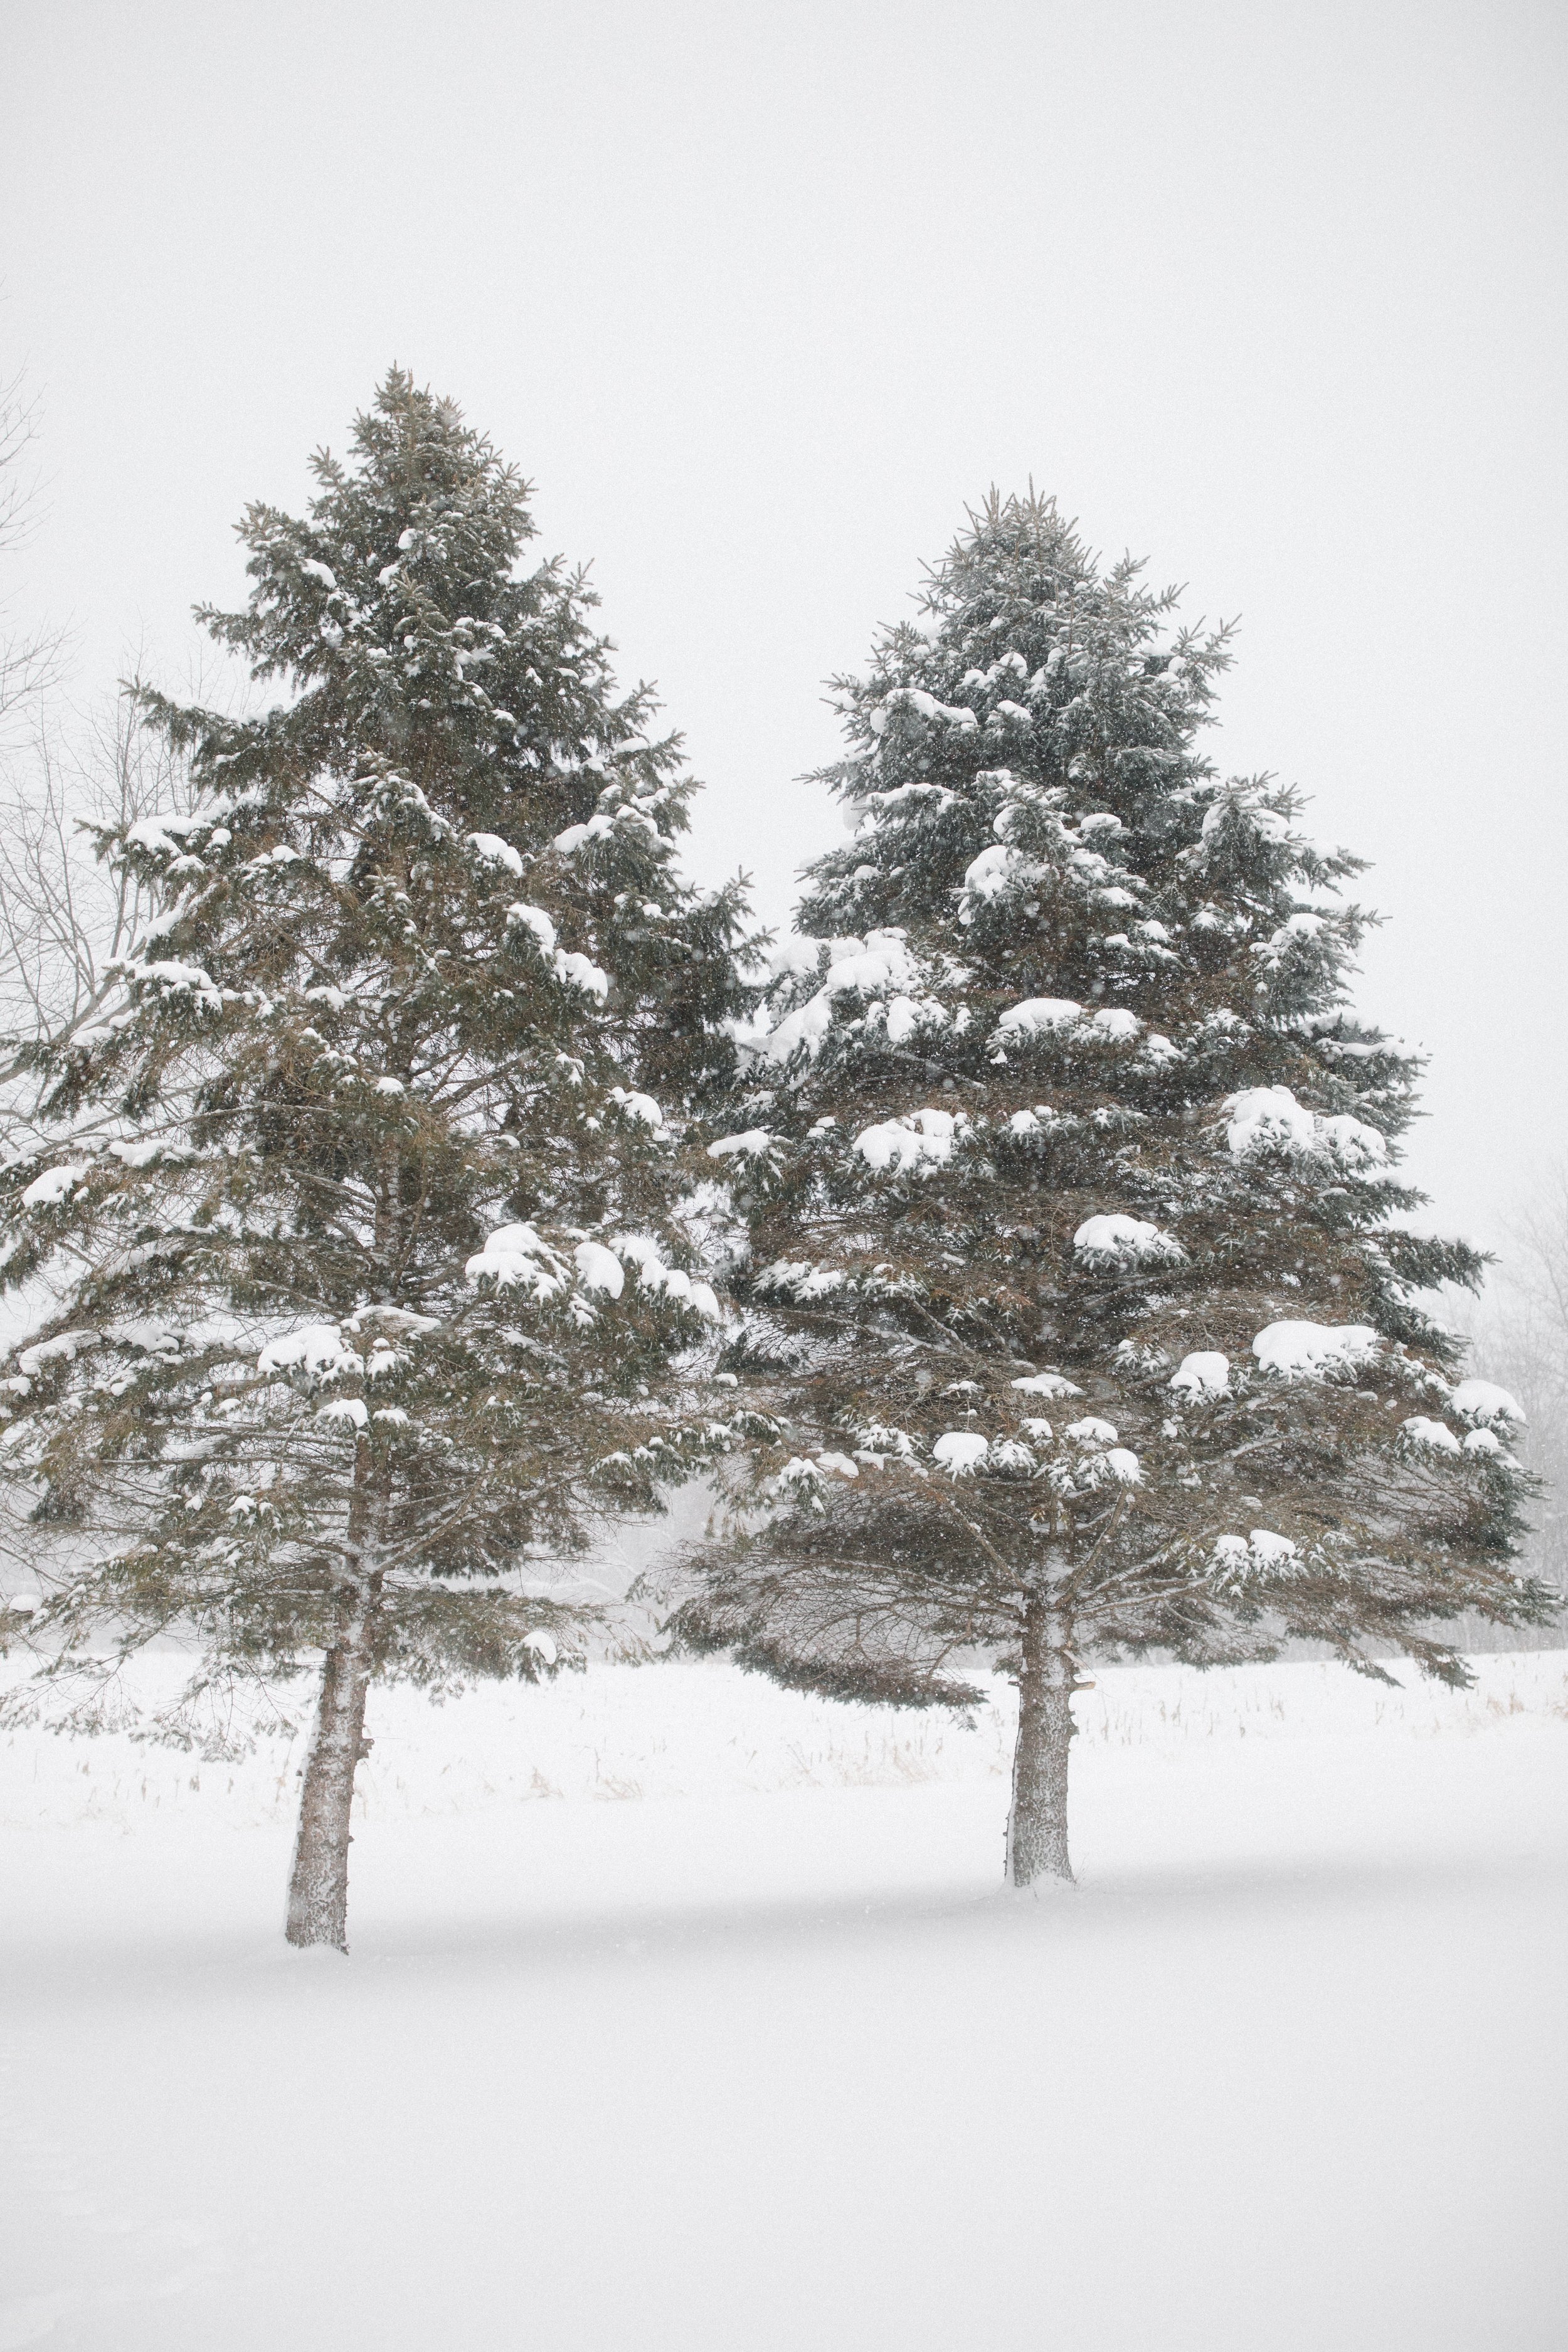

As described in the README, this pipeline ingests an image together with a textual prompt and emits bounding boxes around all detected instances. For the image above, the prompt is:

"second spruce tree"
[679,493,1546,1888]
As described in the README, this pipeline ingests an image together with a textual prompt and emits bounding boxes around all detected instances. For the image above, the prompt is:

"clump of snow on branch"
[1401,1416,1463,1456]
[933,1431,988,1476]
[1010,1370,1081,1399]
[707,1130,776,1162]
[465,1223,572,1302]
[995,997,1082,1040]
[607,1088,664,1130]
[1073,1214,1187,1269]
[1448,1380,1524,1431]
[1224,1084,1387,1169]
[467,831,525,878]
[572,1242,625,1297]
[258,1325,363,1381]
[1209,1528,1304,1592]
[1251,1320,1381,1379]
[753,930,919,1062]
[855,1108,965,1174]
[19,1164,86,1207]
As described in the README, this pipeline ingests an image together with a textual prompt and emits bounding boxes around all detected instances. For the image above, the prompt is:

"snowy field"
[3,1651,1565,2351]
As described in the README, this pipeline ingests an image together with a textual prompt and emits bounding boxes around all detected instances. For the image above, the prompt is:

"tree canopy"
[0,373,750,1812]
[675,492,1547,1878]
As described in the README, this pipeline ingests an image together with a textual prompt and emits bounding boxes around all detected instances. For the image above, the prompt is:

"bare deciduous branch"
[0,365,65,741]
[0,692,193,1135]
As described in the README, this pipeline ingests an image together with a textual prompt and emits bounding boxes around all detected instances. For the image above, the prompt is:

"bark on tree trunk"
[285,1588,376,1952]
[1006,1596,1076,1887]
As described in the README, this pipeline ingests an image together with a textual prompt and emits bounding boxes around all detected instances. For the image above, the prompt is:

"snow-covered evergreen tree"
[677,492,1551,1888]
[0,374,750,1948]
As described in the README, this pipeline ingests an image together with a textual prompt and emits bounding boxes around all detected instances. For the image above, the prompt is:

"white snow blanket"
[2,1651,1564,2351]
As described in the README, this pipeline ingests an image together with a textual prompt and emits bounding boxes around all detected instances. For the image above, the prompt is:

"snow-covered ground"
[3,1651,1565,2351]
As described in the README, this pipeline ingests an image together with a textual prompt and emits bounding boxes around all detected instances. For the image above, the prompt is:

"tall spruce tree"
[0,374,750,1948]
[677,492,1550,1888]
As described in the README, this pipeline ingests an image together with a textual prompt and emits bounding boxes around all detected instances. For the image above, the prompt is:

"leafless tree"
[1480,1169,1568,1589]
[1426,1168,1568,1652]
[0,692,190,1082]
[0,364,63,744]
[0,361,183,1131]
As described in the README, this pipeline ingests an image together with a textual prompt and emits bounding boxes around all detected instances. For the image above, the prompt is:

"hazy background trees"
[0,368,190,1142]
[1386,1179,1568,1651]
[1463,1172,1568,1617]
[0,363,60,743]
[0,697,189,1070]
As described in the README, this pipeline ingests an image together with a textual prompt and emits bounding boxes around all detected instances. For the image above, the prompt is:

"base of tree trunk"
[997,1872,1078,1902]
[1006,1604,1075,1888]
[285,1604,374,1952]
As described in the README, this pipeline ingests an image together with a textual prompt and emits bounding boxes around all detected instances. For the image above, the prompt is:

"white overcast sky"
[3,0,1565,1251]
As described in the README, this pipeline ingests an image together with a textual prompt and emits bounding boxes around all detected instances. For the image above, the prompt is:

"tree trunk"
[285,1589,376,1951]
[1006,1596,1076,1887]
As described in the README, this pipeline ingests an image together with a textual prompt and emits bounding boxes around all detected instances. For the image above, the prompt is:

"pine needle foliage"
[677,493,1550,1878]
[0,372,752,1745]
